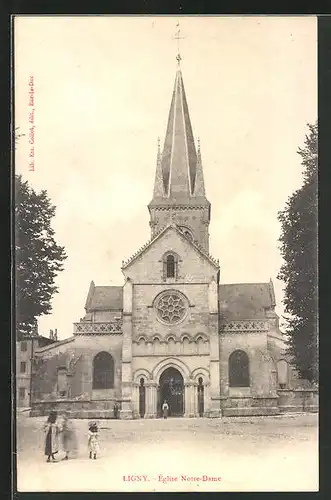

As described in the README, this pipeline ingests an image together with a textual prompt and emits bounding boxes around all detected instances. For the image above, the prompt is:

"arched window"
[93,351,114,389]
[166,254,175,277]
[162,252,179,280]
[229,350,250,387]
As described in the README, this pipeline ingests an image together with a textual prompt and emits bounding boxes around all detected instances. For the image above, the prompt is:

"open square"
[16,412,318,492]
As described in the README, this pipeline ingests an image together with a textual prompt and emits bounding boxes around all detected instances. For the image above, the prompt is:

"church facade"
[30,64,317,419]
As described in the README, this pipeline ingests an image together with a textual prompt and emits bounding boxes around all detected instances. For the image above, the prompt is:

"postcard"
[14,15,318,492]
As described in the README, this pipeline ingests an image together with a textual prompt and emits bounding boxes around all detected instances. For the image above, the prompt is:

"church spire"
[153,67,207,202]
[148,52,211,251]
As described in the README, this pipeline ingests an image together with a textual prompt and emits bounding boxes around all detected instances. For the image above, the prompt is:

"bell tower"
[148,59,211,252]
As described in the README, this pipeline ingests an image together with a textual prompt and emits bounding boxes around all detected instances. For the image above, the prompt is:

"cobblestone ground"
[16,412,318,492]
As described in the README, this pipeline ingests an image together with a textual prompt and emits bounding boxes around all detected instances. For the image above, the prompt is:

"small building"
[16,334,56,408]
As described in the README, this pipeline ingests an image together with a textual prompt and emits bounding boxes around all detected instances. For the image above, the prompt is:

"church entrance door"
[158,367,184,417]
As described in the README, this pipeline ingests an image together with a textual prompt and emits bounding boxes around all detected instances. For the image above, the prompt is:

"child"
[88,422,99,460]
[61,411,78,460]
[44,411,60,462]
[162,400,169,419]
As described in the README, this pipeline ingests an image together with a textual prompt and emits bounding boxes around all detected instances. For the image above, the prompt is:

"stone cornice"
[73,321,122,335]
[220,320,269,333]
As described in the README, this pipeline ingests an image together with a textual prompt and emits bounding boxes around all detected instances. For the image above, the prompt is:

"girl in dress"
[61,411,78,460]
[44,411,60,462]
[88,422,100,460]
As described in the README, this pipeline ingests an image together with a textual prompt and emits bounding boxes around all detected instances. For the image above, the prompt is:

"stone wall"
[32,334,123,403]
[132,283,211,341]
[131,354,210,383]
[30,399,120,418]
[277,388,318,413]
[219,329,275,397]
[149,207,210,251]
[92,310,122,322]
[123,228,217,284]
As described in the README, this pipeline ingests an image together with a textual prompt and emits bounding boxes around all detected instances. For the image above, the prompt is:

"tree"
[15,175,67,338]
[278,122,318,383]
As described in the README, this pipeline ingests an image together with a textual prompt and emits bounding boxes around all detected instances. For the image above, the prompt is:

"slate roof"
[84,280,276,319]
[218,282,276,320]
[150,68,208,202]
[85,283,123,311]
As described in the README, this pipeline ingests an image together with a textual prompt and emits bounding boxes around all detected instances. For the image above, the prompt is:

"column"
[132,382,139,419]
[184,383,195,417]
[192,383,198,417]
[145,382,157,418]
[120,278,133,419]
[204,383,210,415]
[151,383,157,417]
[208,278,221,418]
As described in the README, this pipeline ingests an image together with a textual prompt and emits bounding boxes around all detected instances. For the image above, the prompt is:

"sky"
[15,16,317,340]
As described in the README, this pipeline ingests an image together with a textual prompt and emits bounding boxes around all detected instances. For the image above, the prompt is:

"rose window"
[155,291,187,324]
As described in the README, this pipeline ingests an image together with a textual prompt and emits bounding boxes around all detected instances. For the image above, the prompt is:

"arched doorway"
[158,367,184,417]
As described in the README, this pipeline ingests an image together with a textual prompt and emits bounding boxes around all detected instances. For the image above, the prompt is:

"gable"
[122,225,219,283]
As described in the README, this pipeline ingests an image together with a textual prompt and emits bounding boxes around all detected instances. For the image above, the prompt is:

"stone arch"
[191,367,210,383]
[153,357,191,384]
[152,335,162,342]
[180,333,191,342]
[193,333,208,343]
[165,333,178,343]
[161,251,180,279]
[133,367,152,383]
[162,250,181,260]
[136,335,147,343]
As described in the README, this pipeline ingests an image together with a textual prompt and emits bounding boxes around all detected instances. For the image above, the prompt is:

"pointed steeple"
[159,68,199,201]
[148,64,211,251]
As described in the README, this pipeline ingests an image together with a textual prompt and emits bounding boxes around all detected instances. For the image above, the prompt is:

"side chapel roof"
[84,281,123,311]
[218,281,276,320]
[84,279,277,319]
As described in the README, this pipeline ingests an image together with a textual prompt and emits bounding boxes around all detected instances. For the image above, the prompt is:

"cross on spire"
[173,22,185,64]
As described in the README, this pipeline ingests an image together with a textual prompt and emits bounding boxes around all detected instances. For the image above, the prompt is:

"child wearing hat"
[88,422,100,459]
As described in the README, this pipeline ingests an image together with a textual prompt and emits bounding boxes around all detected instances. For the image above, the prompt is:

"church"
[30,58,317,419]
